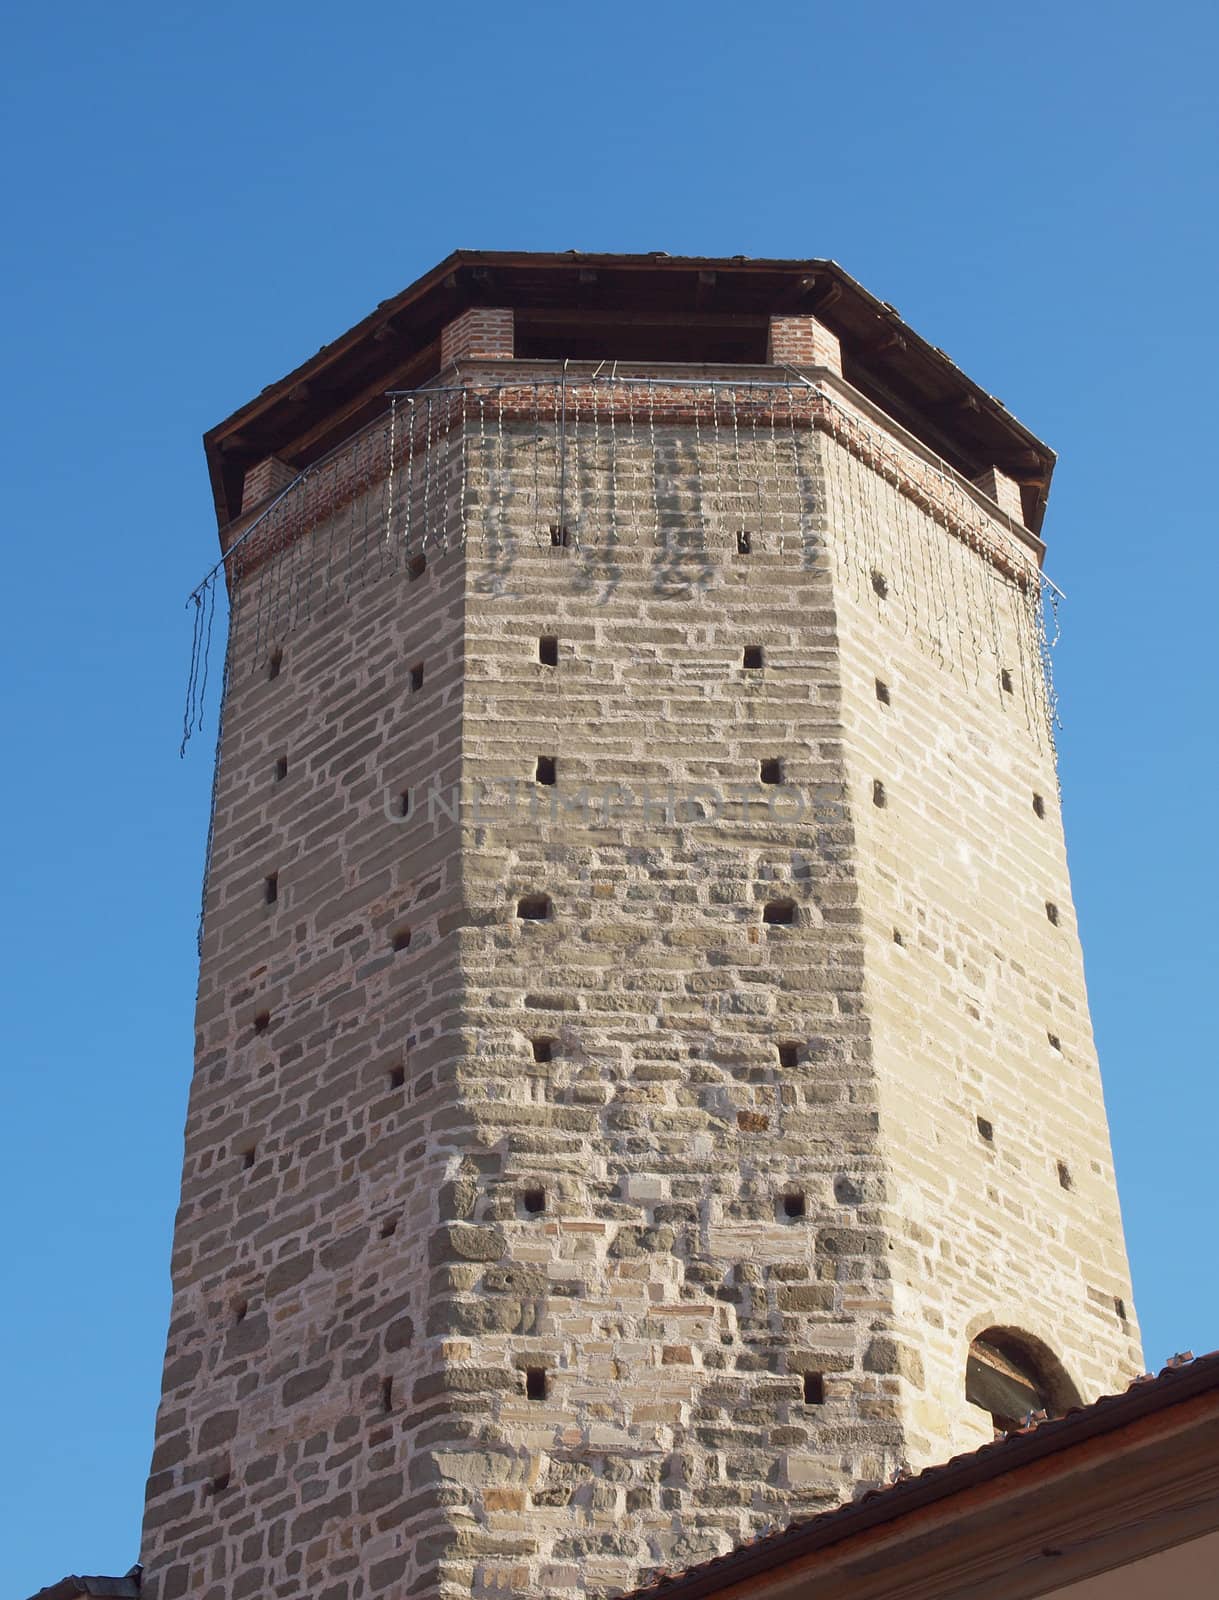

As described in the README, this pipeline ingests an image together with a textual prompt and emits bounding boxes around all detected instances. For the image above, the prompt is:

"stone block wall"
[141,374,1139,1600]
[141,526,471,1600]
[821,426,1141,1460]
[443,423,905,1594]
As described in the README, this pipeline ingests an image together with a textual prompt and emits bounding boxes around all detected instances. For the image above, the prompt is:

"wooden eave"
[203,250,1056,540]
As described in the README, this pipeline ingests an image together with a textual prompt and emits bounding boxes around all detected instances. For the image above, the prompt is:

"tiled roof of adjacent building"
[622,1349,1219,1598]
[25,1569,141,1600]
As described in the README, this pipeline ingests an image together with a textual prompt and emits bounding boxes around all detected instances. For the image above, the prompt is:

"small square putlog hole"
[536,755,557,786]
[525,1367,548,1401]
[760,758,783,785]
[391,927,412,952]
[763,899,797,926]
[743,645,764,670]
[782,1191,806,1220]
[523,1186,546,1215]
[532,1037,554,1063]
[517,894,552,921]
[409,662,425,692]
[803,1372,825,1405]
[539,635,558,666]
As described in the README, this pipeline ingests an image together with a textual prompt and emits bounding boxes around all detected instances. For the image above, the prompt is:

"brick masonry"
[766,315,841,373]
[971,465,1024,524]
[139,362,1140,1600]
[240,456,297,517]
[439,307,515,368]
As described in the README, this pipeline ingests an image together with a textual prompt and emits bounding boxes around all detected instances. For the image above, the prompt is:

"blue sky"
[1,1,1215,1592]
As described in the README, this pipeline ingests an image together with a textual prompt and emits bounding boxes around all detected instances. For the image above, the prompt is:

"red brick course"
[439,307,515,367]
[767,315,842,373]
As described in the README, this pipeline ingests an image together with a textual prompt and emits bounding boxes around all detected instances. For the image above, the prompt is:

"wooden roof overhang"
[203,250,1056,540]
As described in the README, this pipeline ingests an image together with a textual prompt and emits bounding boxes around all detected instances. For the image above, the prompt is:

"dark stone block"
[161,1566,190,1600]
[321,1231,366,1270]
[198,1409,240,1449]
[163,1352,203,1390]
[368,1554,408,1590]
[291,1493,352,1543]
[357,1472,404,1514]
[266,1251,315,1296]
[225,1311,269,1357]
[283,1362,333,1406]
[385,1315,414,1352]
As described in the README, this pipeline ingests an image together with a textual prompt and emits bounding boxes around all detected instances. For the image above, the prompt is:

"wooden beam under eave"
[844,365,987,477]
[272,340,442,466]
[767,274,826,316]
[518,307,766,332]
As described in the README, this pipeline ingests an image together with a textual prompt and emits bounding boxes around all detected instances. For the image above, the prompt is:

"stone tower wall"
[141,370,1140,1600]
[142,528,472,1600]
[442,418,904,1596]
[818,425,1141,1466]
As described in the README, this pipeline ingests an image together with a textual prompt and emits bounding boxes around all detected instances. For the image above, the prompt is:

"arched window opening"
[966,1329,1077,1437]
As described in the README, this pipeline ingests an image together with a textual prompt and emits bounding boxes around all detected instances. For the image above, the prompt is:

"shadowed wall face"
[141,364,1138,1600]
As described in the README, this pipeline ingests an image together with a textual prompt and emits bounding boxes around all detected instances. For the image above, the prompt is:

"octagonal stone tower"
[144,253,1140,1600]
